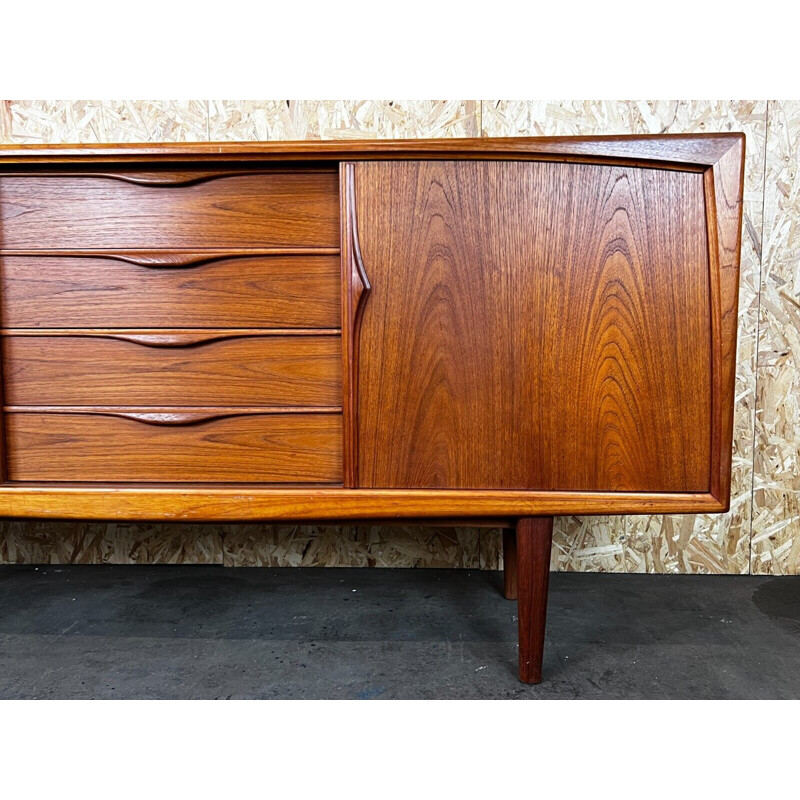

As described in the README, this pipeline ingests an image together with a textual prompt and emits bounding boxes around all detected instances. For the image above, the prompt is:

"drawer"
[0,254,341,329]
[0,170,339,249]
[2,333,342,407]
[4,410,342,483]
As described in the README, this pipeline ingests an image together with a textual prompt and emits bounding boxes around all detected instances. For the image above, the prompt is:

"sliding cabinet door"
[346,160,712,492]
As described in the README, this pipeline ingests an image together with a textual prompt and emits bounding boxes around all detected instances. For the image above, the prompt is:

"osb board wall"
[754,101,800,574]
[0,100,794,575]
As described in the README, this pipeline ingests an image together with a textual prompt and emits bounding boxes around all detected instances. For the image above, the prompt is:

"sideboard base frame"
[0,486,727,521]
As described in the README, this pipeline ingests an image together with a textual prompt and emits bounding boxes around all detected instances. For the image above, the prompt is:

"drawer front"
[0,254,341,329]
[0,171,339,249]
[2,334,342,407]
[5,411,342,483]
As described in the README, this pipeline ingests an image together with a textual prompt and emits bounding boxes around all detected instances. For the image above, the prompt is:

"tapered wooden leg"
[502,528,518,600]
[517,516,554,684]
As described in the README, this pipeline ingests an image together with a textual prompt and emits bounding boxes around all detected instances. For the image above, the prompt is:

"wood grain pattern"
[0,135,743,524]
[1,328,340,346]
[354,160,712,491]
[0,254,341,329]
[1,333,341,407]
[33,170,286,186]
[0,170,339,249]
[0,248,341,264]
[4,411,342,483]
[340,163,371,486]
[0,134,741,167]
[517,516,554,684]
[0,486,724,521]
[707,137,746,508]
[0,336,6,482]
[4,406,341,423]
[486,102,755,576]
[503,528,517,600]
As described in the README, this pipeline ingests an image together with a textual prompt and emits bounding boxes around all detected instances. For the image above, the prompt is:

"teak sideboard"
[0,135,744,683]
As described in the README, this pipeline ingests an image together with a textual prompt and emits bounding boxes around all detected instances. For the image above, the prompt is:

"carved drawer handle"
[105,252,226,268]
[107,409,341,425]
[4,407,342,426]
[2,329,340,346]
[4,407,245,425]
[1,249,341,265]
[85,170,262,187]
[95,332,244,348]
[95,410,240,426]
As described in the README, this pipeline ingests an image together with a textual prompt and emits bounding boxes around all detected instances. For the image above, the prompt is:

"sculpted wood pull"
[0,170,269,187]
[100,251,228,268]
[84,331,255,348]
[342,162,372,487]
[2,329,341,344]
[10,169,332,187]
[66,170,267,187]
[4,407,342,426]
[0,250,341,265]
[92,410,241,425]
[347,163,372,318]
[6,408,249,425]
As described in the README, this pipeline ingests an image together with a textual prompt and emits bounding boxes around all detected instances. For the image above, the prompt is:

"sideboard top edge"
[0,133,744,168]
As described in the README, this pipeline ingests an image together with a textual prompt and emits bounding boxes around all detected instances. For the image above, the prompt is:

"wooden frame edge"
[705,133,745,510]
[0,133,742,169]
[340,162,355,486]
[0,486,725,521]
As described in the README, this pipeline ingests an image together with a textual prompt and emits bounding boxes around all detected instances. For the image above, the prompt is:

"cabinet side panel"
[354,160,712,491]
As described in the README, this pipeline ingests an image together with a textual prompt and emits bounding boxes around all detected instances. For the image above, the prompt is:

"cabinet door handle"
[345,163,371,314]
[341,163,371,487]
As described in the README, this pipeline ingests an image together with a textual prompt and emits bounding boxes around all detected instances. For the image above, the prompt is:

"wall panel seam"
[749,100,772,574]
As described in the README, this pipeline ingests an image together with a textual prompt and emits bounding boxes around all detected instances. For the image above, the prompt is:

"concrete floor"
[0,565,797,699]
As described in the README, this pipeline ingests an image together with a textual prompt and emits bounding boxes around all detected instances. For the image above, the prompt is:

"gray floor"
[0,565,798,699]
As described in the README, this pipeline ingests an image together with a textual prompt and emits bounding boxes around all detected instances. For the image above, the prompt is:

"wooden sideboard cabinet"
[0,135,744,683]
